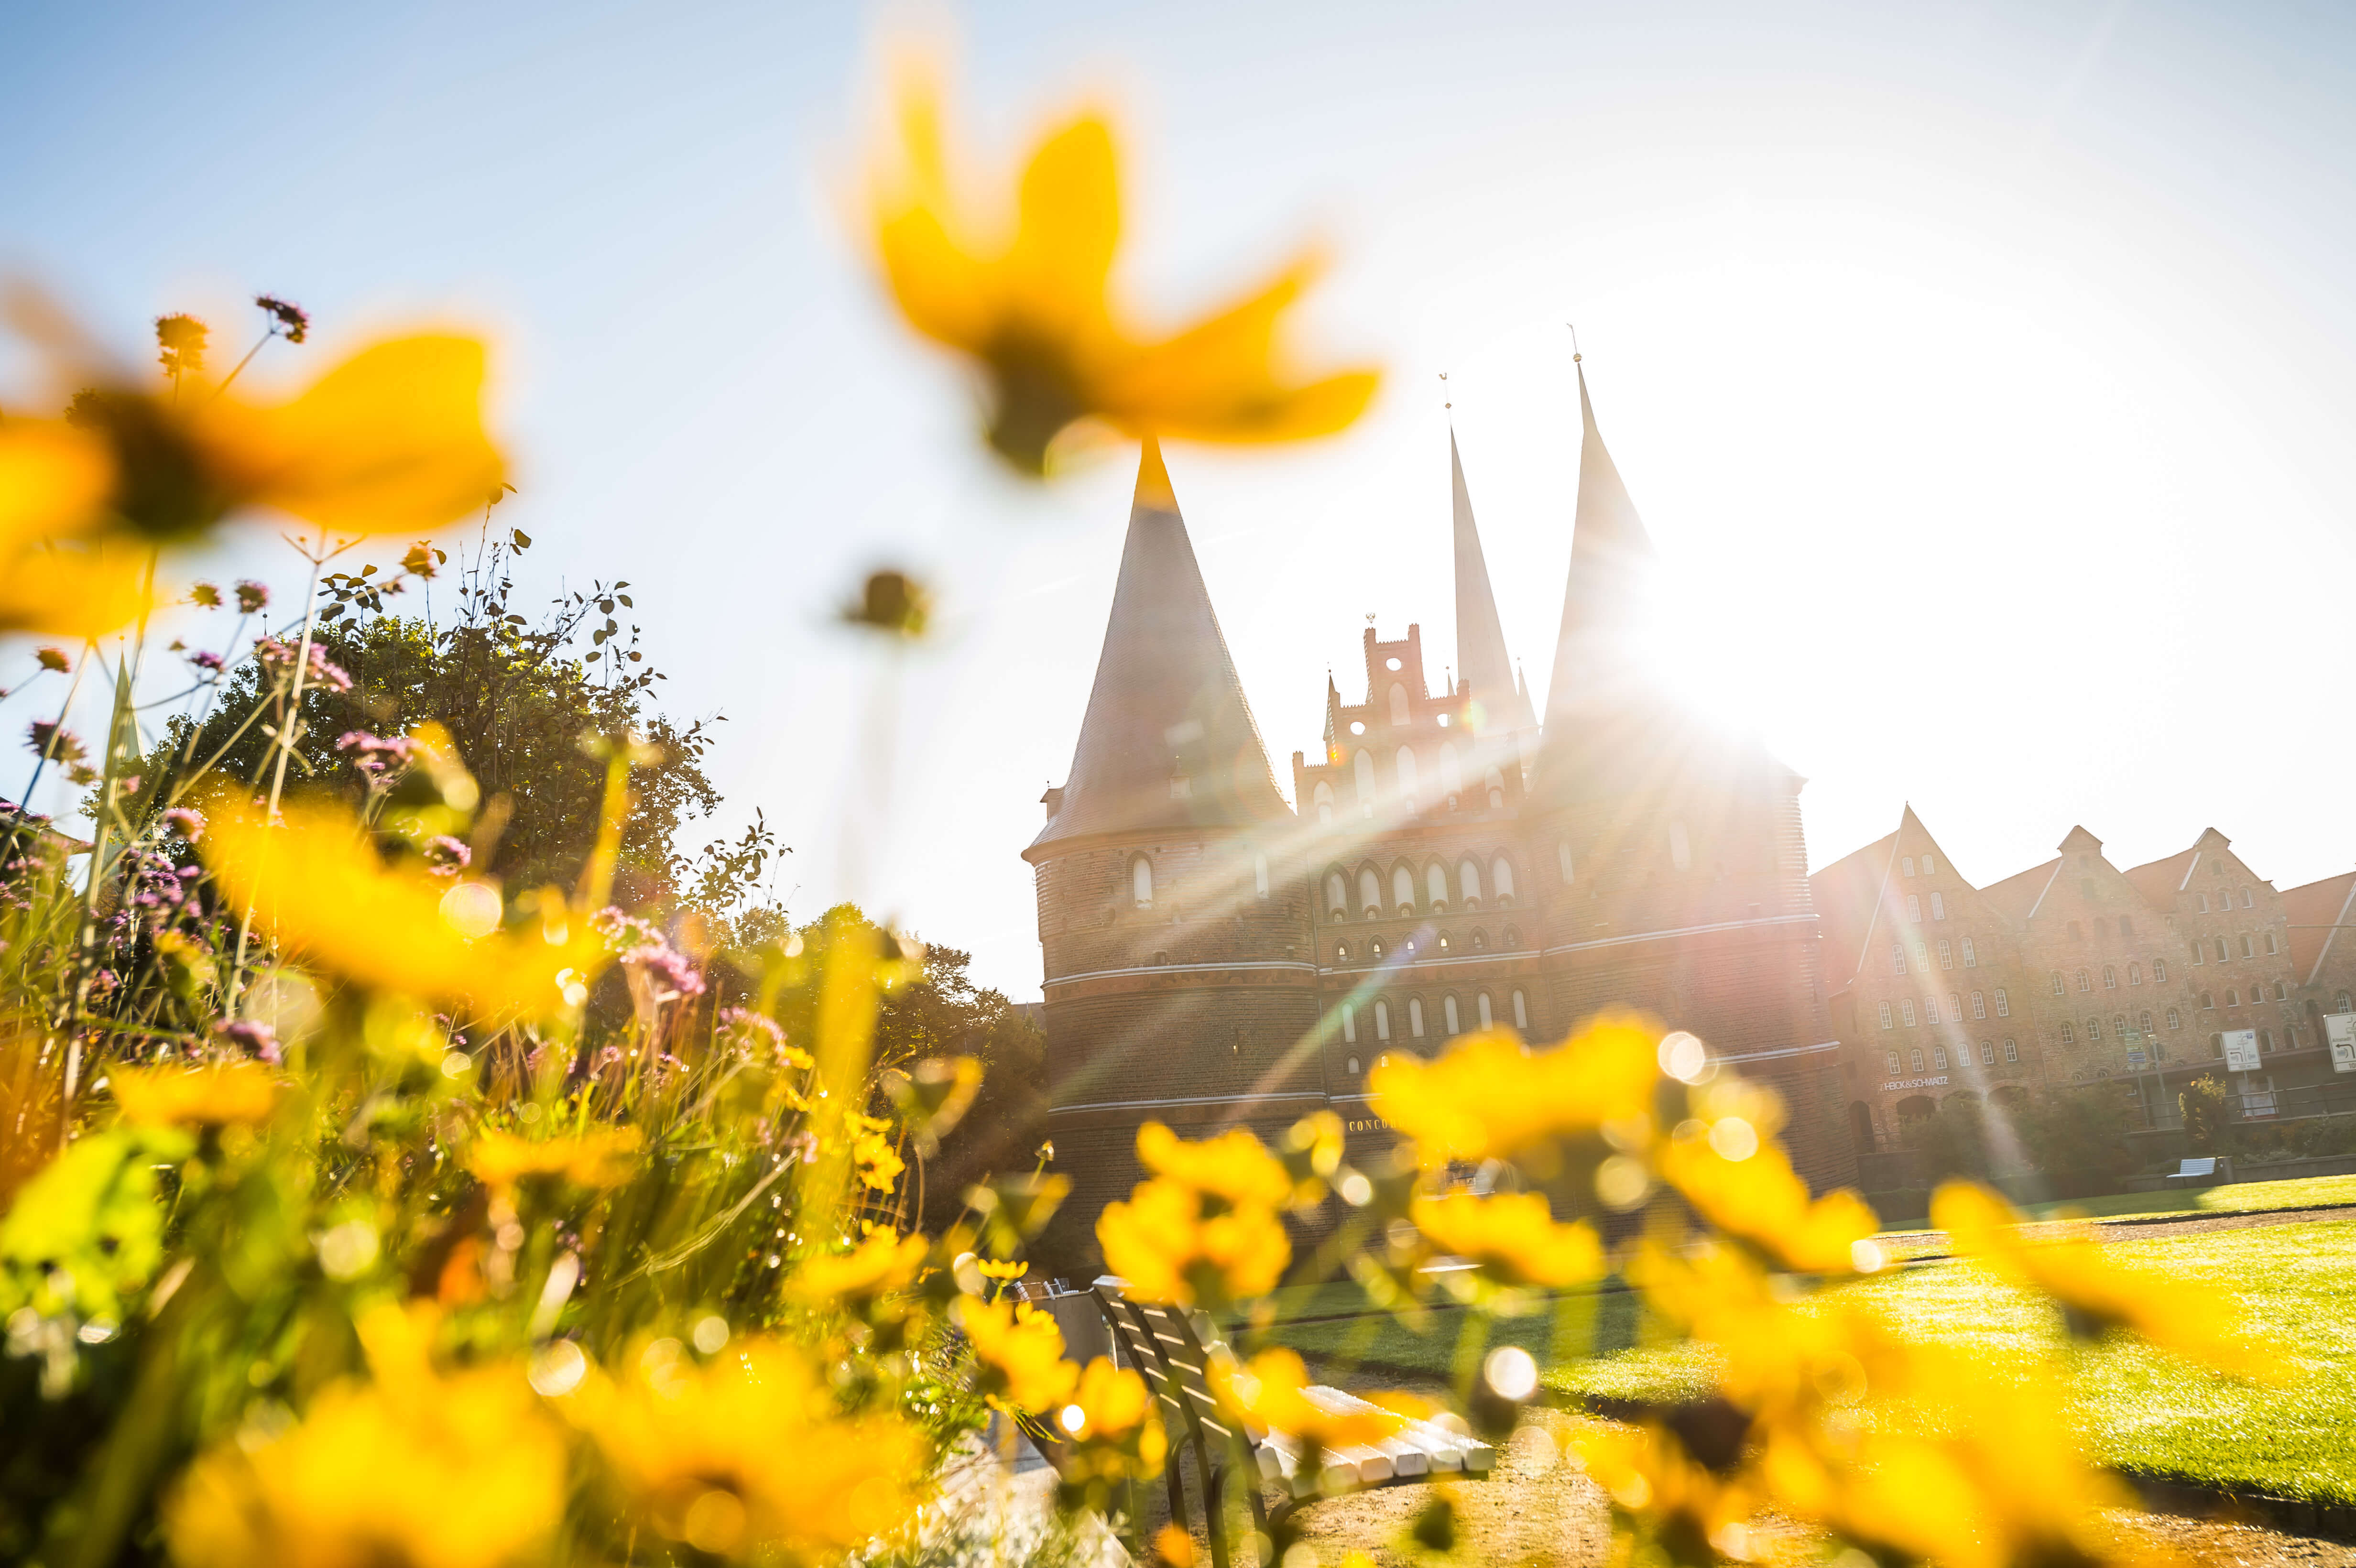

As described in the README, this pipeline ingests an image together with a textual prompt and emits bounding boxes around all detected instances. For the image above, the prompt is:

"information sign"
[2328,1013,2356,1075]
[2223,1029,2261,1073]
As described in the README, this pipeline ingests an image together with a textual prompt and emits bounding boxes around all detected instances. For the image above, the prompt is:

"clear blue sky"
[5,0,2354,998]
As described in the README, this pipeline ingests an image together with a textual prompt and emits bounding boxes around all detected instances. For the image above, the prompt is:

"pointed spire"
[1542,363,1658,732]
[1449,429,1535,733]
[1029,441,1290,853]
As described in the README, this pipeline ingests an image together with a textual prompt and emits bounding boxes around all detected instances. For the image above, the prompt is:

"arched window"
[2127,962,2141,986]
[1901,1000,1917,1026]
[2075,969,2091,993]
[2113,1013,2127,1039]
[2215,937,2229,962]
[1892,944,1908,976]
[2103,965,2117,989]
[1470,929,1488,952]
[1358,867,1382,916]
[2260,1027,2274,1052]
[1353,749,1375,814]
[1476,992,1494,1028]
[1972,991,1986,1019]
[1408,997,1426,1037]
[1995,988,2009,1017]
[1459,859,1483,907]
[1933,1045,1949,1070]
[2153,959,2168,982]
[1443,994,1461,1034]
[2140,1010,2154,1034]
[2225,989,2240,1007]
[1885,1049,1901,1073]
[2060,1022,2076,1045]
[1374,1000,1392,1040]
[1962,937,1977,967]
[1558,841,1575,884]
[1512,989,1528,1030]
[1483,767,1505,810]
[1907,894,1922,922]
[1938,938,1952,969]
[1335,941,1349,961]
[2266,931,2279,955]
[1923,852,1938,874]
[1392,864,1416,914]
[1902,855,1917,877]
[1388,682,1410,726]
[1951,991,1963,1021]
[1312,781,1334,825]
[1346,1056,1359,1075]
[2200,991,2214,1010]
[2242,888,2254,909]
[1426,862,1449,909]
[2004,1039,2018,1062]
[1396,746,1419,806]
[1371,938,1385,961]
[1931,892,1947,921]
[1502,925,1521,949]
[2339,991,2353,1013]
[1131,856,1154,909]
[1879,1002,1894,1029]
[1979,1040,1995,1064]
[1439,744,1463,800]
[1325,871,1347,919]
[1909,1046,1926,1072]
[1669,822,1692,871]
[1491,856,1516,905]
[2086,1017,2102,1041]
[1341,1004,1356,1044]
[1254,853,1270,899]
[2167,1008,2181,1030]
[2050,971,2064,995]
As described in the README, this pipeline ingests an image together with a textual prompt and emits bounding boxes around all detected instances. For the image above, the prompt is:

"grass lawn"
[1275,1219,2356,1504]
[2007,1170,2356,1225]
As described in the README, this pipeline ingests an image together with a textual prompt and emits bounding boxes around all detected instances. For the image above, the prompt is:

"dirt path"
[1882,1201,2356,1254]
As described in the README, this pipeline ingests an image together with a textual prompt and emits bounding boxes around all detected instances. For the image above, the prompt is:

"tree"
[153,530,742,902]
[2016,1085,2137,1198]
[2180,1073,2233,1154]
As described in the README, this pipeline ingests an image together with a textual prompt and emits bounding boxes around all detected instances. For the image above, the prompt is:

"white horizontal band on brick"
[1044,958,1320,988]
[1726,1038,1842,1063]
[1317,946,1537,976]
[1053,1090,1327,1115]
[1540,912,1816,958]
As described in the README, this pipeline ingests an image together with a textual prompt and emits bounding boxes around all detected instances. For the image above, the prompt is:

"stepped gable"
[1808,815,1908,983]
[1981,856,2063,923]
[1028,438,1291,856]
[1449,429,1534,733]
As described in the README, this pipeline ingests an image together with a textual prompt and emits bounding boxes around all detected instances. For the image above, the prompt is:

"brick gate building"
[1025,371,1856,1262]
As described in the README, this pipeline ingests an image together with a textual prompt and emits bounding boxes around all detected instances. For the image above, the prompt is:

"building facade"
[1816,813,2356,1146]
[1025,373,1855,1265]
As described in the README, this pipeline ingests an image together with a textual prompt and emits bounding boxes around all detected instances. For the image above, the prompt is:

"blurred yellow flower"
[1053,1356,1168,1504]
[975,1257,1029,1282]
[166,1361,565,1568]
[865,54,1379,474]
[0,422,151,636]
[786,1228,928,1308]
[1569,1422,1755,1566]
[1657,1133,1879,1275]
[1209,1347,1404,1460]
[1408,1188,1604,1293]
[1369,1017,1658,1166]
[1931,1181,2274,1377]
[467,1125,643,1195]
[1097,1174,1290,1308]
[955,1293,1080,1414]
[110,1061,280,1129]
[852,1127,906,1192]
[578,1336,924,1562]
[199,788,607,1017]
[1135,1120,1291,1211]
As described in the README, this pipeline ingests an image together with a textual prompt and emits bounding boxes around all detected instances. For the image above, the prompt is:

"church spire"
[1541,362,1657,733]
[1450,429,1535,734]
[1028,438,1290,853]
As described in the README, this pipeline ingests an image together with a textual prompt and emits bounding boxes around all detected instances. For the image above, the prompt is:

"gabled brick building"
[1026,369,1855,1259]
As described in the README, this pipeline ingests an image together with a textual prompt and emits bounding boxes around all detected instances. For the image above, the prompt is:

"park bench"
[2163,1155,2232,1185]
[1089,1277,1493,1568]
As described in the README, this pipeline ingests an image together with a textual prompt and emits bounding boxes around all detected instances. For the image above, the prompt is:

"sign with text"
[2328,1013,2356,1074]
[2223,1029,2261,1073]
[1881,1076,1950,1091]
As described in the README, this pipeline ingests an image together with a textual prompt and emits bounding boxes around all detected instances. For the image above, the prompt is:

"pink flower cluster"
[255,637,353,693]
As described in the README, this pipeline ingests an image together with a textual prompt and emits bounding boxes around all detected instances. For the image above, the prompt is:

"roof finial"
[1566,322,1582,363]
[1439,369,1451,412]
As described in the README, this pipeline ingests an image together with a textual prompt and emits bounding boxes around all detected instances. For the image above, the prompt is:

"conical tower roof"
[1450,430,1535,733]
[1028,440,1291,855]
[1542,363,1657,733]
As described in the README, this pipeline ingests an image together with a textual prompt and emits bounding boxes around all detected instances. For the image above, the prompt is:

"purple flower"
[425,836,471,873]
[254,294,309,344]
[188,649,225,673]
[213,1018,282,1065]
[626,941,706,1000]
[161,807,206,841]
[234,581,270,614]
[26,721,85,765]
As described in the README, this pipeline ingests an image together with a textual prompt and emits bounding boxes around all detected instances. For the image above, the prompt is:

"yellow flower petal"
[0,420,113,542]
[112,1062,280,1129]
[192,335,506,535]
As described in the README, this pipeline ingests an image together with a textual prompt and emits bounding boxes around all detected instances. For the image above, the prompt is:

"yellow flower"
[1930,1181,2274,1376]
[110,1061,280,1129]
[199,788,607,1017]
[955,1293,1080,1414]
[1568,1422,1756,1567]
[1096,1174,1289,1308]
[852,1127,905,1193]
[166,1312,564,1568]
[1135,1120,1292,1210]
[578,1336,924,1562]
[1150,1523,1197,1568]
[466,1126,643,1195]
[785,1228,929,1308]
[1369,1017,1660,1166]
[0,423,151,635]
[975,1257,1029,1282]
[1656,1133,1879,1275]
[1408,1189,1604,1294]
[865,54,1378,474]
[1053,1357,1168,1504]
[1209,1348,1405,1461]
